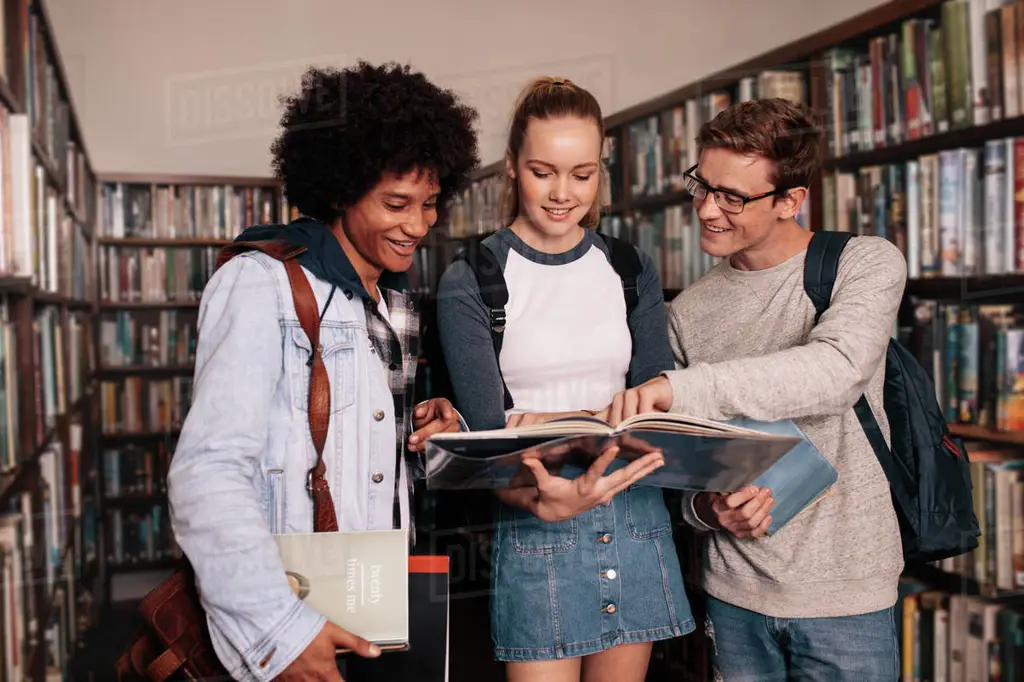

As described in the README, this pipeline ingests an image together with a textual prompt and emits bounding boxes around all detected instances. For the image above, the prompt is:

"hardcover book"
[273,529,409,650]
[425,412,837,535]
[423,412,803,492]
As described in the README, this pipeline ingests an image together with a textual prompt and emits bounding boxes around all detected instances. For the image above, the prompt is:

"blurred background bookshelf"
[90,173,288,589]
[0,0,100,680]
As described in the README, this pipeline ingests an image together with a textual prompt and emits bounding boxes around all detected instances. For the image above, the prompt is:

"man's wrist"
[690,492,721,531]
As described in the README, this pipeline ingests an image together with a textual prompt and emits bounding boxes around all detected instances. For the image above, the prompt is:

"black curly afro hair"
[270,60,480,225]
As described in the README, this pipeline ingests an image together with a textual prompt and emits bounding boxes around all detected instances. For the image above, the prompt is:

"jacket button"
[603,603,616,614]
[373,409,385,421]
[603,569,617,580]
[344,289,353,299]
[389,362,398,371]
[597,534,611,544]
[371,472,384,483]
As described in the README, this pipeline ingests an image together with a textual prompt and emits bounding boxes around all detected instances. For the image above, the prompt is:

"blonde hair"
[499,77,606,229]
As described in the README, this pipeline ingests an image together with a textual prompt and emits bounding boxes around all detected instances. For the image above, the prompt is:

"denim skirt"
[489,484,695,662]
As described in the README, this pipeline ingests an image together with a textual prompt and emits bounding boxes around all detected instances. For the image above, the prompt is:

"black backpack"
[458,231,642,410]
[803,230,981,563]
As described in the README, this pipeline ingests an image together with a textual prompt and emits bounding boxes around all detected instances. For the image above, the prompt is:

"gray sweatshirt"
[666,235,908,619]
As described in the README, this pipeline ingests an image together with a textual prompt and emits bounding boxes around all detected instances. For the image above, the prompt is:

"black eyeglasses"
[681,164,790,215]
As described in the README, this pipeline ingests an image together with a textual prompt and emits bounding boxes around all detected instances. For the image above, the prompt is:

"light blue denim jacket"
[166,249,459,681]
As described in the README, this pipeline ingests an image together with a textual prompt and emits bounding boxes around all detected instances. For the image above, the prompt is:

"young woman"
[166,61,479,682]
[436,77,694,682]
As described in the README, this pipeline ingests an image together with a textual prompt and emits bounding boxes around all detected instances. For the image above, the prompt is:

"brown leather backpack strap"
[216,238,340,533]
[280,258,339,533]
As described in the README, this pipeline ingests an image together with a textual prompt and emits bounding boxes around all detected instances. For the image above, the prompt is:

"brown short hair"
[500,77,606,229]
[696,98,823,190]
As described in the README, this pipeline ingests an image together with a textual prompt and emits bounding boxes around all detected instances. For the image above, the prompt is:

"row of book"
[0,305,91,474]
[98,310,197,369]
[102,443,172,500]
[900,300,1023,432]
[821,0,1024,158]
[822,139,1024,277]
[104,505,180,569]
[26,1,92,227]
[897,578,1024,682]
[98,245,218,304]
[599,211,719,292]
[98,377,192,435]
[0,104,89,291]
[622,70,805,199]
[1,422,85,682]
[99,181,288,240]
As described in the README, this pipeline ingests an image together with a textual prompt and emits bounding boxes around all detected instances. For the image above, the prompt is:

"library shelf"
[824,114,1024,172]
[96,237,233,248]
[949,424,1024,447]
[905,561,1024,605]
[96,365,194,377]
[98,300,200,310]
[904,274,1024,301]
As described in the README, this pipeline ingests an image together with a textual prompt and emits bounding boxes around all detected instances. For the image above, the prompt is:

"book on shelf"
[424,412,836,533]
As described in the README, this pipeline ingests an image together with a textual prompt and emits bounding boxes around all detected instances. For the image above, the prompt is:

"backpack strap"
[803,230,853,324]
[217,239,340,532]
[459,239,514,410]
[802,230,895,463]
[458,233,643,412]
[599,232,642,316]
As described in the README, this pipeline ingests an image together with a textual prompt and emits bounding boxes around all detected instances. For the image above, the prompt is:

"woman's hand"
[496,444,664,522]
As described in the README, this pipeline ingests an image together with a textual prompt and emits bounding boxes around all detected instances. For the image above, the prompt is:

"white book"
[274,529,409,650]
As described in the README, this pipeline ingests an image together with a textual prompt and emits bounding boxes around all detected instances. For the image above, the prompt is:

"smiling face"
[508,115,602,251]
[693,147,806,269]
[334,168,439,288]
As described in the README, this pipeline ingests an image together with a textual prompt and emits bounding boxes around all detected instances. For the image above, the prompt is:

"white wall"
[48,0,888,177]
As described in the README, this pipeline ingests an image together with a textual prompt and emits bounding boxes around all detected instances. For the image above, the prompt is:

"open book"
[425,412,838,534]
[426,412,796,492]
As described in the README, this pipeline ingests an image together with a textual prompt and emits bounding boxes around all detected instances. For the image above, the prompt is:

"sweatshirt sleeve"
[436,258,509,431]
[627,246,676,385]
[661,237,907,421]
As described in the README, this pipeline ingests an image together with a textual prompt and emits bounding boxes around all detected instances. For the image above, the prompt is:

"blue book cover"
[726,418,838,535]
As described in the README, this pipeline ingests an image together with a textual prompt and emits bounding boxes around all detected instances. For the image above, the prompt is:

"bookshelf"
[0,0,102,680]
[90,172,289,609]
[423,0,1024,679]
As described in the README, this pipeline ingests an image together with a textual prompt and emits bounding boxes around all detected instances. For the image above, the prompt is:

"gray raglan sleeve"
[627,247,676,386]
[436,259,509,432]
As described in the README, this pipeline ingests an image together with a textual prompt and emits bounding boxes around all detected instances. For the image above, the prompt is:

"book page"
[616,412,779,436]
[428,415,613,440]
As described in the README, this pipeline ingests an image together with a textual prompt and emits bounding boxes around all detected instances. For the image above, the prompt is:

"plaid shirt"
[362,289,421,531]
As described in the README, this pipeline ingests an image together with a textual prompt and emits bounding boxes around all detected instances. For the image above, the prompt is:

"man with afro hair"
[166,61,479,682]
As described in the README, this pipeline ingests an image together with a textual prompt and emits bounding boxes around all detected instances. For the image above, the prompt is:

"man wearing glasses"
[604,98,907,681]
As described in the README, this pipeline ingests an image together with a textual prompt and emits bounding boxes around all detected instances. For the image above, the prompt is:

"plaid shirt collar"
[362,289,420,530]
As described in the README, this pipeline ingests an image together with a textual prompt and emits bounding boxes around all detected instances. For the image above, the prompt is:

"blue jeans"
[705,596,899,682]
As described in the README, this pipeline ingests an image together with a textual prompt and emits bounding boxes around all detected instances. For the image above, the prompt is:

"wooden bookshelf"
[0,1,101,680]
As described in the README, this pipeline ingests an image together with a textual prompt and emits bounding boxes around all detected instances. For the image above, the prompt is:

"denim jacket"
[166,249,460,681]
